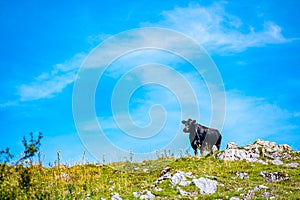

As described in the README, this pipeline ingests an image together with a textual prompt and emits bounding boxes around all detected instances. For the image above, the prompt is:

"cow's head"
[181,118,196,133]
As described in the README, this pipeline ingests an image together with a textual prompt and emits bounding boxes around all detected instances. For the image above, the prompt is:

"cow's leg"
[216,135,222,150]
[192,144,198,156]
[200,145,204,155]
[209,144,214,155]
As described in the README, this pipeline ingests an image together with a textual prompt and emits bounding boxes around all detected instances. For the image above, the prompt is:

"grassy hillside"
[0,153,299,199]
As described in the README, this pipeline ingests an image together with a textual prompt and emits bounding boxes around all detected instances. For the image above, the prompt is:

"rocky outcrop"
[217,139,299,165]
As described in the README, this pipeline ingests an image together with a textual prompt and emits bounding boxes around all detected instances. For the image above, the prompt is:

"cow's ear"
[181,120,186,124]
[192,120,196,124]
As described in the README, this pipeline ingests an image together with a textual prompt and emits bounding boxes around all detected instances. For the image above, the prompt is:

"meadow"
[0,133,299,199]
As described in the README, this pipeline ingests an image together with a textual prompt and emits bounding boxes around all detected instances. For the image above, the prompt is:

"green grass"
[0,155,299,199]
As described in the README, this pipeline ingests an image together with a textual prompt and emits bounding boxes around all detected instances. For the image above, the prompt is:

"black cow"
[181,118,222,155]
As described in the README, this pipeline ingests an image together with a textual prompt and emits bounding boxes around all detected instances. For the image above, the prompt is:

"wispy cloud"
[223,91,298,146]
[17,53,86,101]
[142,2,292,54]
[0,100,18,108]
[17,2,294,102]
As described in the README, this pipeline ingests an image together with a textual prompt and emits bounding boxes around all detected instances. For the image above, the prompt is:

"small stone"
[143,168,149,173]
[272,159,283,165]
[133,192,141,197]
[230,197,241,200]
[111,192,122,200]
[59,173,72,181]
[285,162,299,167]
[236,172,249,179]
[134,167,140,171]
[253,185,268,192]
[139,190,155,199]
[109,186,114,191]
[262,192,270,198]
[154,187,163,192]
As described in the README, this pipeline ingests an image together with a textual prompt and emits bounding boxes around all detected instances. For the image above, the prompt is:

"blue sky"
[1,0,300,164]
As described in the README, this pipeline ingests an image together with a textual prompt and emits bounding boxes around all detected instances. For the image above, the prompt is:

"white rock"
[218,140,297,164]
[285,162,299,167]
[226,142,239,149]
[272,159,283,165]
[236,172,249,179]
[59,173,71,181]
[139,190,155,199]
[133,192,141,197]
[230,197,241,200]
[143,168,149,173]
[192,177,218,194]
[109,186,114,191]
[171,171,191,186]
[111,192,122,200]
[253,185,268,192]
[154,187,163,192]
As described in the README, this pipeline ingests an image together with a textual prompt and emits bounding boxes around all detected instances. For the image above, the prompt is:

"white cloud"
[17,2,293,102]
[17,53,86,101]
[222,91,298,146]
[0,100,18,108]
[142,2,291,54]
[18,71,76,101]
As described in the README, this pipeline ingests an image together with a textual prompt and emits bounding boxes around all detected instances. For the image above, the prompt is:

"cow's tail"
[216,134,222,150]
